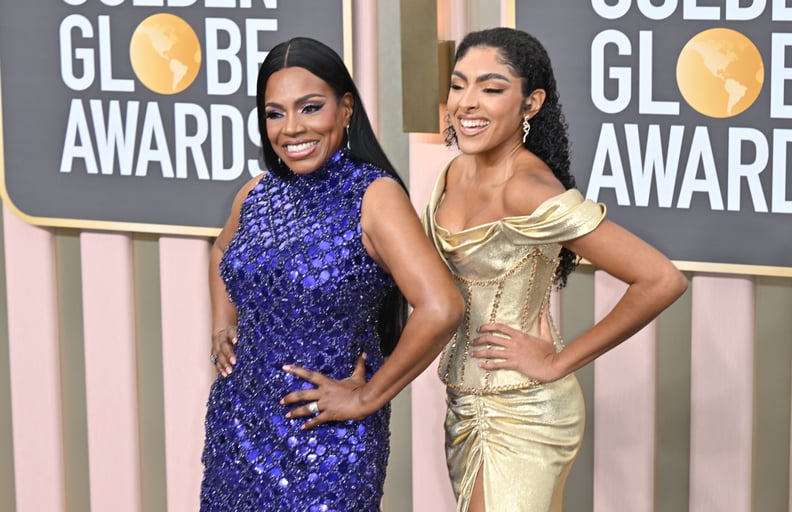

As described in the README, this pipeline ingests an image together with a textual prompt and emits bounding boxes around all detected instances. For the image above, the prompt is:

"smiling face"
[263,66,353,175]
[447,46,527,156]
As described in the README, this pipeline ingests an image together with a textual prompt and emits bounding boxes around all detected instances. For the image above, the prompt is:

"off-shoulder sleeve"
[500,189,606,245]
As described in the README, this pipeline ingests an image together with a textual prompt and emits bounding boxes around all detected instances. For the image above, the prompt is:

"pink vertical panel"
[411,4,467,509]
[2,207,66,512]
[352,0,378,130]
[438,0,466,41]
[159,236,214,511]
[549,288,561,323]
[409,133,458,511]
[593,271,656,512]
[689,275,753,512]
[80,232,141,512]
[407,133,458,214]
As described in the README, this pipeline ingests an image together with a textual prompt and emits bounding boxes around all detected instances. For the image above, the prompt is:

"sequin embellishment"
[201,150,394,511]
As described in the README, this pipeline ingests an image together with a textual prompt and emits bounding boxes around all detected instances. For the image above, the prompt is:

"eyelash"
[449,84,504,94]
[301,103,323,114]
[264,103,324,120]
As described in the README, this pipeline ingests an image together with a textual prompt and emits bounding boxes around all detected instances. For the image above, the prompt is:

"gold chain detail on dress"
[439,248,559,391]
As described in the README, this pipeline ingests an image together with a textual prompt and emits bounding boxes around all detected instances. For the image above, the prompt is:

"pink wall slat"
[158,237,214,511]
[410,368,456,511]
[593,272,656,512]
[2,206,66,512]
[80,232,142,512]
[438,0,466,43]
[689,274,754,512]
[409,134,459,511]
[352,0,378,132]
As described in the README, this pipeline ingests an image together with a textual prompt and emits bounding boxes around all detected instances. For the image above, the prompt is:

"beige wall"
[1,2,791,512]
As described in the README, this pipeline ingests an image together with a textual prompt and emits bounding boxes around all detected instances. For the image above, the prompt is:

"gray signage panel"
[0,0,346,235]
[516,1,792,273]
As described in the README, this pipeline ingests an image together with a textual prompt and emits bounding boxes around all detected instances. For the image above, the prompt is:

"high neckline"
[288,148,348,182]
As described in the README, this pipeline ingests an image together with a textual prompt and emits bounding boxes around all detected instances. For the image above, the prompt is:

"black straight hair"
[255,37,407,355]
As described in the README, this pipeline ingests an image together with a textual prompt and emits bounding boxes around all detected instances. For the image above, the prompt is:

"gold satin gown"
[423,162,606,512]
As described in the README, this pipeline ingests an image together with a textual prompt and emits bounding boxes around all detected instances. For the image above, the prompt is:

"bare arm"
[209,176,260,377]
[550,220,688,376]
[282,178,464,427]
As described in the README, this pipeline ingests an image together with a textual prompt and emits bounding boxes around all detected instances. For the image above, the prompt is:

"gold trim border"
[672,260,792,278]
[0,2,352,241]
[575,259,792,279]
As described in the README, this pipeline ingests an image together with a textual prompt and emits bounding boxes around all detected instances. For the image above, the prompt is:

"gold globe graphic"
[676,28,763,118]
[130,13,201,95]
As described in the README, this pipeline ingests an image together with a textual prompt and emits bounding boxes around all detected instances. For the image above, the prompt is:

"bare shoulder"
[361,176,412,225]
[362,175,408,203]
[445,154,473,186]
[360,175,433,274]
[504,154,567,217]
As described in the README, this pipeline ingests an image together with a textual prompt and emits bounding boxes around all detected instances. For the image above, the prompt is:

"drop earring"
[345,125,351,150]
[443,110,458,147]
[522,115,531,144]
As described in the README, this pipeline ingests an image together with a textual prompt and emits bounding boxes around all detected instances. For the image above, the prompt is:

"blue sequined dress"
[201,149,395,511]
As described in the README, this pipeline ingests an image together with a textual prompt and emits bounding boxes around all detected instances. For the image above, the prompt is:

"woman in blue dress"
[200,37,463,511]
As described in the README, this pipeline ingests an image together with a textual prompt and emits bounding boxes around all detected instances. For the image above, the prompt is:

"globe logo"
[129,13,202,95]
[676,28,764,118]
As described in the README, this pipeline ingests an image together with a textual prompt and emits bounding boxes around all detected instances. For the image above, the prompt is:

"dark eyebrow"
[451,70,512,83]
[264,93,327,109]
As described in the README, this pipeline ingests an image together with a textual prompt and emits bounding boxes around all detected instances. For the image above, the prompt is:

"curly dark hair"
[445,28,579,287]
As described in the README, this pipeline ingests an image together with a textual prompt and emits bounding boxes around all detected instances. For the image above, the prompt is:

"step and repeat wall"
[0,1,791,511]
[1,0,344,235]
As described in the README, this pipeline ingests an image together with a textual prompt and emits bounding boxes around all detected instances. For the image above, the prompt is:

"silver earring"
[522,115,531,144]
[346,125,351,150]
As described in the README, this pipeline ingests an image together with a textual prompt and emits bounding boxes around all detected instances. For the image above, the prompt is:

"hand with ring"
[280,353,373,430]
[211,325,238,377]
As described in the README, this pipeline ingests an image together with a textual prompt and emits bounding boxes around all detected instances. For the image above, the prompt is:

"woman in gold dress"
[423,28,688,512]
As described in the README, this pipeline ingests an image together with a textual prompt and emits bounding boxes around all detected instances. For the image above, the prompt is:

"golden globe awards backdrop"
[516,1,792,274]
[0,0,346,235]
